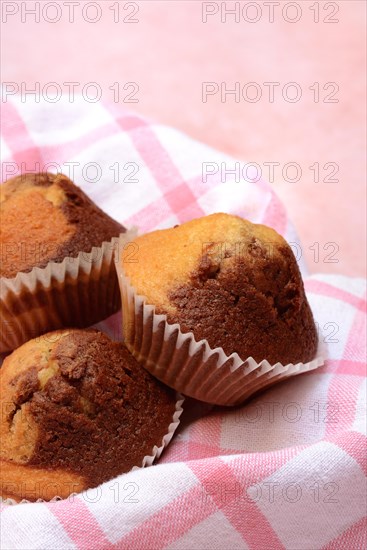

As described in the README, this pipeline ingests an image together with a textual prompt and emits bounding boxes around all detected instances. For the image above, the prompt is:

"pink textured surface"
[1,97,366,550]
[1,1,366,277]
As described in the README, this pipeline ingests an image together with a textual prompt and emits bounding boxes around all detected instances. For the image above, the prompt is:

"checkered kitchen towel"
[0,97,366,550]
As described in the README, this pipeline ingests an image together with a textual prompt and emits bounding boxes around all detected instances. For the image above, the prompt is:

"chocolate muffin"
[0,329,179,502]
[0,172,127,352]
[121,213,318,366]
[0,172,125,278]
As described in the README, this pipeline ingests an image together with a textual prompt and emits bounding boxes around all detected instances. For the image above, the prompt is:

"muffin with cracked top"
[122,213,318,366]
[0,329,180,502]
[1,172,126,352]
[0,172,125,278]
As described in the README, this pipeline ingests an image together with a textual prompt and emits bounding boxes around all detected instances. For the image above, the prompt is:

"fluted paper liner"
[116,260,324,407]
[1,395,184,504]
[0,234,134,353]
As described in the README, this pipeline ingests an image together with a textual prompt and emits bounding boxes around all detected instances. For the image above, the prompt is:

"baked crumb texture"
[122,213,318,365]
[0,330,177,501]
[0,172,125,278]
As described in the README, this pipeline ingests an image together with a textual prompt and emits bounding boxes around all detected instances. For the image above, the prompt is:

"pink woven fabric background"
[0,97,366,549]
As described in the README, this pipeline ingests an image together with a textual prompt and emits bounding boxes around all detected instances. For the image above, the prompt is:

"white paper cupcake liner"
[116,258,325,406]
[0,234,133,353]
[0,395,184,505]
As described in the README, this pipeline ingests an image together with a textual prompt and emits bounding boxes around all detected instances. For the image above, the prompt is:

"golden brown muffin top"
[0,329,177,498]
[122,213,318,365]
[122,213,288,314]
[0,172,125,278]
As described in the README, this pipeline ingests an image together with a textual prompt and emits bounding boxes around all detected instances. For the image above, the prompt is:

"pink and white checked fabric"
[0,97,366,550]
